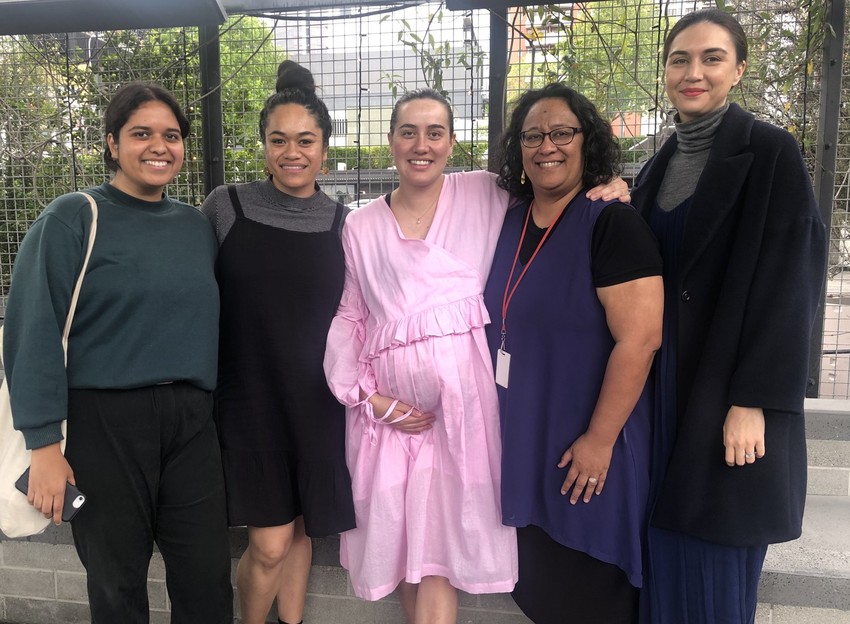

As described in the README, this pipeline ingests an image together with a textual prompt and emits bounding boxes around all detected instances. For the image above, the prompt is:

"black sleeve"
[591,203,662,287]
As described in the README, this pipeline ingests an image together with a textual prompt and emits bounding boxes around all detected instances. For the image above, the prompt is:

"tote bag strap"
[61,192,98,366]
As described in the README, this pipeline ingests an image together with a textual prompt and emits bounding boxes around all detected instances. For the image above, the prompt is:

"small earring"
[321,166,329,176]
[263,165,272,177]
[520,170,526,184]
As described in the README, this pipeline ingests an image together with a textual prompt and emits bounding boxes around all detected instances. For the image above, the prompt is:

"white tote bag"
[0,192,98,538]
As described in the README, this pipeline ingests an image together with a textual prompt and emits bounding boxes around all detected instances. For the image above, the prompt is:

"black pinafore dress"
[214,185,355,536]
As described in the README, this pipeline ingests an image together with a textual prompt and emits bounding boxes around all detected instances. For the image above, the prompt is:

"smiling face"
[664,21,746,123]
[388,98,455,192]
[107,100,184,202]
[520,97,585,204]
[263,103,328,198]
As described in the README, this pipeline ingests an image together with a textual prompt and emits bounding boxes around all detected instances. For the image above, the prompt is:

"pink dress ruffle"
[362,293,490,357]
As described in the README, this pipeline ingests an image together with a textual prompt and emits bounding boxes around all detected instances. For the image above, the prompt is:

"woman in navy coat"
[631,9,827,624]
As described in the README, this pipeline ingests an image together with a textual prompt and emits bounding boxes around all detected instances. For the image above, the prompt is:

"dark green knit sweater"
[3,183,219,449]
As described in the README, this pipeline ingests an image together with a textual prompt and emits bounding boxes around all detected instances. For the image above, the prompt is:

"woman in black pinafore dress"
[201,61,354,624]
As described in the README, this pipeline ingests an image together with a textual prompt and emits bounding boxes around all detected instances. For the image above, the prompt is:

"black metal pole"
[199,23,225,196]
[809,0,845,397]
[487,7,507,172]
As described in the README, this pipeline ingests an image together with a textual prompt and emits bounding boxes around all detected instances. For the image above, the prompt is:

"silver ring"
[587,477,598,485]
[744,453,755,458]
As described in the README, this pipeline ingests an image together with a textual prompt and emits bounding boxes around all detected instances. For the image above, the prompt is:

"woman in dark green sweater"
[3,82,232,623]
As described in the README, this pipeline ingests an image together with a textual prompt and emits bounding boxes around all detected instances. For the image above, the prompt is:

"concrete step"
[758,495,850,614]
[755,604,850,623]
[808,440,850,496]
[805,399,850,497]
[804,399,850,442]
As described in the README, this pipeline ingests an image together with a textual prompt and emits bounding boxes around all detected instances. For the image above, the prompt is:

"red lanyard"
[499,200,567,349]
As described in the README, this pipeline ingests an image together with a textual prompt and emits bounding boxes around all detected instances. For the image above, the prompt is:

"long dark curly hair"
[496,83,621,200]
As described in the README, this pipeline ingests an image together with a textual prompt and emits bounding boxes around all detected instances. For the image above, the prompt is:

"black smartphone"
[14,467,87,522]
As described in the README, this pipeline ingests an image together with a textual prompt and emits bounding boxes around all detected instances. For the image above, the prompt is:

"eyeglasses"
[520,127,583,148]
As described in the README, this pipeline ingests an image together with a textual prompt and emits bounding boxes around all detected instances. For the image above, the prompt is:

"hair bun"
[275,60,316,94]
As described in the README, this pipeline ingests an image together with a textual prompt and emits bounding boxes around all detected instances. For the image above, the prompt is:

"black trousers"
[512,524,638,624]
[65,383,233,624]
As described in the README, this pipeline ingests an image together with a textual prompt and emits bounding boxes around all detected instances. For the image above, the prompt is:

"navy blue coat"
[631,103,827,546]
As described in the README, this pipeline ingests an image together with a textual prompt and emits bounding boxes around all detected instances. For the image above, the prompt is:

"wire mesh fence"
[820,1,850,400]
[0,1,847,396]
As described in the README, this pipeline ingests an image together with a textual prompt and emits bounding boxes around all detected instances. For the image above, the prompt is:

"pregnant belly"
[370,341,441,413]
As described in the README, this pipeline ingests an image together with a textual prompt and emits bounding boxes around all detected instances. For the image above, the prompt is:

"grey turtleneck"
[657,103,729,211]
[200,177,348,245]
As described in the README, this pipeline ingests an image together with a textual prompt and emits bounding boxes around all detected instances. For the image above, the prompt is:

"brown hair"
[662,9,748,65]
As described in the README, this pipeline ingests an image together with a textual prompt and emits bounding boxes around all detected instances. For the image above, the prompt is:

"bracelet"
[376,399,399,423]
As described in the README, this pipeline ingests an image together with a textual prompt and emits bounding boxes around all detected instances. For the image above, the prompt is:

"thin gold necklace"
[414,200,437,225]
[396,194,438,226]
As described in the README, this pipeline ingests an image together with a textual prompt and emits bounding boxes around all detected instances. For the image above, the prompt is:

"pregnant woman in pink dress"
[325,90,515,623]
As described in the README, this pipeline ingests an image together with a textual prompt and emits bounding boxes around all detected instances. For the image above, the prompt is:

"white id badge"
[496,349,511,388]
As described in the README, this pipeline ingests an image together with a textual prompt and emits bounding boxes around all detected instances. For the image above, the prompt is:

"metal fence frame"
[0,0,847,396]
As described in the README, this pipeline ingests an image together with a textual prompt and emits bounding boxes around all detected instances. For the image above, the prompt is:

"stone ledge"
[2,596,91,624]
[760,495,850,612]
[758,572,850,611]
[756,604,850,623]
[805,399,850,442]
[0,543,531,623]
[808,466,850,496]
[807,439,850,468]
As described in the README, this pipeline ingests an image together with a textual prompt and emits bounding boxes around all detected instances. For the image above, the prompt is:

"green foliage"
[380,6,485,100]
[449,141,487,168]
[74,17,281,159]
[0,4,839,287]
[505,3,663,118]
[221,149,264,184]
[0,16,281,293]
[218,17,281,151]
[496,1,829,184]
[617,136,645,164]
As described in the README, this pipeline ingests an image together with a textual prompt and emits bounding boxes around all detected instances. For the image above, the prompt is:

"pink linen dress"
[324,170,518,600]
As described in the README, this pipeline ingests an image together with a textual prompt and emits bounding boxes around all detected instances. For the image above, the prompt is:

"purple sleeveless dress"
[483,196,651,589]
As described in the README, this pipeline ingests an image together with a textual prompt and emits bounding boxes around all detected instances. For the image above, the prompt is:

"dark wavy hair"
[662,8,748,65]
[259,60,332,147]
[496,83,621,200]
[389,88,454,135]
[103,82,190,173]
